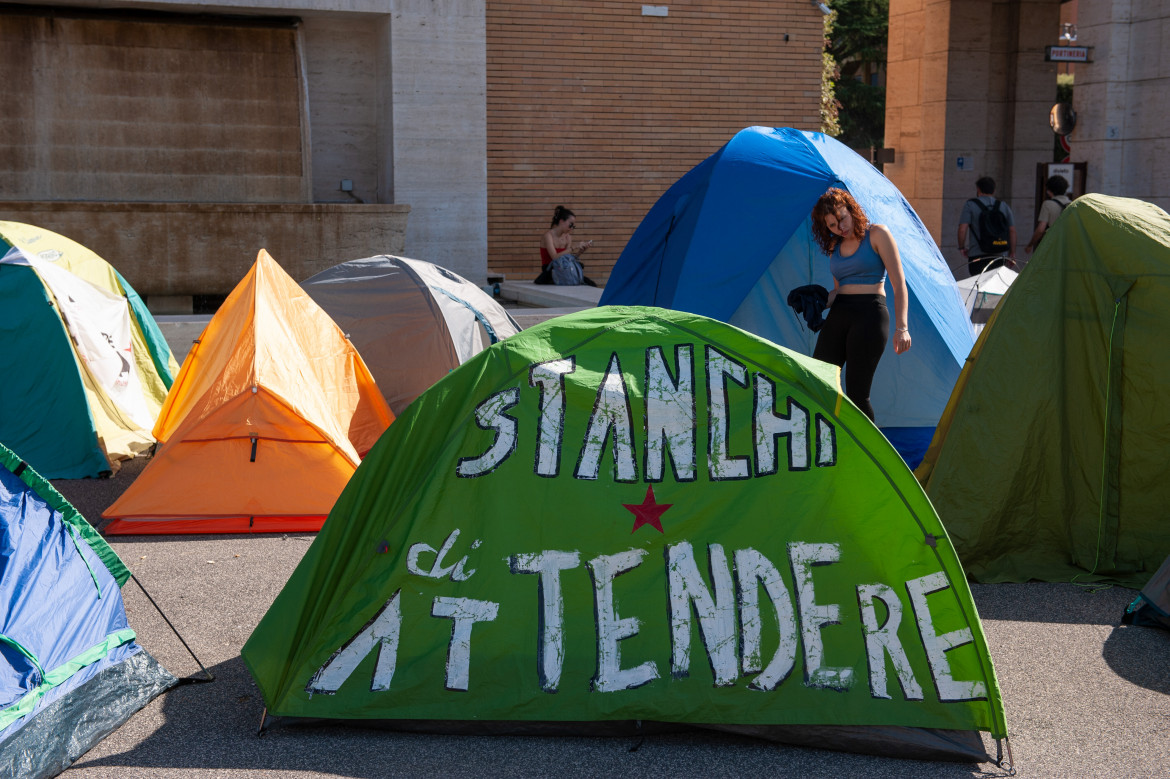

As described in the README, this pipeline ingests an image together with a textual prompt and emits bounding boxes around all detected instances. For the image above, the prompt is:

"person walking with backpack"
[957,177,1017,277]
[1023,175,1072,256]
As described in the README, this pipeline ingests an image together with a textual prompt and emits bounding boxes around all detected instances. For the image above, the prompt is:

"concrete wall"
[302,16,382,206]
[298,2,490,283]
[1075,0,1170,214]
[484,0,824,283]
[885,0,1062,276]
[0,201,408,299]
[0,10,308,203]
[1,0,488,286]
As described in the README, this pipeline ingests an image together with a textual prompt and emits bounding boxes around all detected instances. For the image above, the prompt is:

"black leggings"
[813,294,889,421]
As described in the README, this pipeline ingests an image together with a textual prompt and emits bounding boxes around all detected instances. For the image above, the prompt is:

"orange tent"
[103,250,394,534]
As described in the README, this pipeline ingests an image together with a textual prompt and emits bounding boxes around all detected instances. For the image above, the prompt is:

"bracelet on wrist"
[896,327,909,332]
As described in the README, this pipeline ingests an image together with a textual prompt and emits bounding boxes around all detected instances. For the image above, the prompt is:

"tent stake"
[995,737,1016,775]
[627,719,645,753]
[130,573,215,683]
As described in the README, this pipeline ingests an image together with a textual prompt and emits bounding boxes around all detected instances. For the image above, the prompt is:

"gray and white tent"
[956,265,1018,313]
[1123,556,1170,630]
[956,265,1017,336]
[302,256,521,415]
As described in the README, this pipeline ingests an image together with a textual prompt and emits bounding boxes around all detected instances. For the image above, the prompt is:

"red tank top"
[541,238,570,267]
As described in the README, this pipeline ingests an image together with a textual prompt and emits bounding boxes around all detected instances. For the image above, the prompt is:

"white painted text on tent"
[456,345,837,481]
[306,539,985,704]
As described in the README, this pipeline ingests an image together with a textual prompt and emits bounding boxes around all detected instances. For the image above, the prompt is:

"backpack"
[969,198,1011,255]
[549,253,584,285]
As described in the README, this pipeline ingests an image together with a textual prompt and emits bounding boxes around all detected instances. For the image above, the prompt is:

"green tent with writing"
[916,194,1170,587]
[242,307,1009,762]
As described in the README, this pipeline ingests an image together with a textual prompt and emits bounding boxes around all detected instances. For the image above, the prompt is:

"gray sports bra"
[830,231,886,285]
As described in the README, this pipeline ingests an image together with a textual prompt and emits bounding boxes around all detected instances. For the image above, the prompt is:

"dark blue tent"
[0,443,176,778]
[600,127,974,466]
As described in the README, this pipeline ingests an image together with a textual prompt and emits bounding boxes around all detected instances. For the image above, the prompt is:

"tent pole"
[258,707,269,737]
[130,573,215,683]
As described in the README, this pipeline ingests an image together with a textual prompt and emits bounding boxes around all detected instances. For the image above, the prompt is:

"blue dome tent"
[0,443,178,778]
[600,127,974,466]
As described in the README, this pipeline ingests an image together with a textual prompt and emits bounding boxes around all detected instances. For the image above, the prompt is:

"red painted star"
[624,486,672,534]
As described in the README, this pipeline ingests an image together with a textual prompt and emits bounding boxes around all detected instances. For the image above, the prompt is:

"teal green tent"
[917,194,1170,587]
[1123,555,1170,630]
[0,221,179,478]
[243,306,1008,761]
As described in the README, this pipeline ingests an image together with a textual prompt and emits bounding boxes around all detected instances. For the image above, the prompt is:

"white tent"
[957,265,1018,311]
[957,266,1019,335]
[302,256,522,414]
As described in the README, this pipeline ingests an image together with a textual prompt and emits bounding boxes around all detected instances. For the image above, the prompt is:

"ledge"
[0,201,410,297]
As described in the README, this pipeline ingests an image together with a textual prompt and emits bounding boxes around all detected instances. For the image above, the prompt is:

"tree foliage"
[828,0,889,77]
[834,79,885,149]
[825,0,888,150]
[821,12,841,136]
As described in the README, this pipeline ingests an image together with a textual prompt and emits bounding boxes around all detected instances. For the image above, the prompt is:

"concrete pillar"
[885,0,949,236]
[1075,0,1170,213]
[389,0,487,283]
[886,0,1062,277]
[1075,0,1131,197]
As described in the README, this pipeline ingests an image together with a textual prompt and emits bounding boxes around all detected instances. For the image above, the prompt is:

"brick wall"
[486,1,823,283]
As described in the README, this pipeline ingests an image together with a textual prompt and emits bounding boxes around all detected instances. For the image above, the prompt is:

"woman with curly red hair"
[809,187,911,422]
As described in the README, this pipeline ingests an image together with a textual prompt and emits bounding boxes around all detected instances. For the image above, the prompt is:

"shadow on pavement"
[969,582,1138,625]
[51,454,149,529]
[1101,624,1170,695]
[72,656,1007,778]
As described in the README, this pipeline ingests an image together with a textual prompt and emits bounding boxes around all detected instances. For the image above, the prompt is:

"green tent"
[243,306,1008,761]
[917,194,1170,587]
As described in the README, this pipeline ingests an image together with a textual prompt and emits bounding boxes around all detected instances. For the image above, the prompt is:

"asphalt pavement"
[46,285,1170,777]
[48,454,1170,779]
